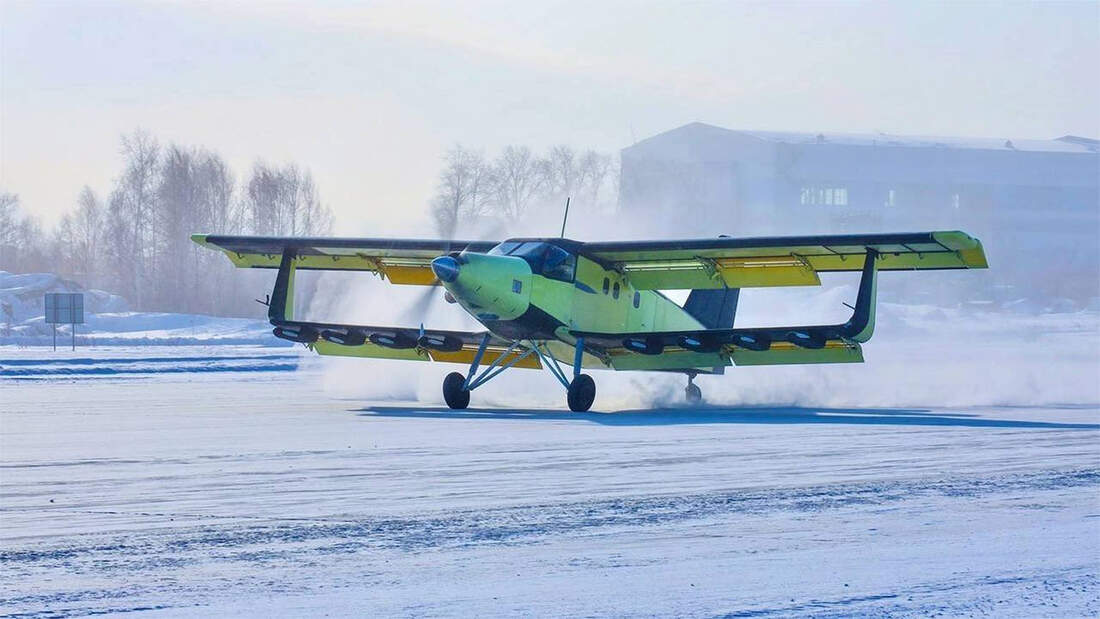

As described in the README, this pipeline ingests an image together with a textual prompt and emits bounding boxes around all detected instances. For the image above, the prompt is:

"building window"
[800,186,848,206]
[612,282,620,299]
[633,291,640,308]
[602,278,610,294]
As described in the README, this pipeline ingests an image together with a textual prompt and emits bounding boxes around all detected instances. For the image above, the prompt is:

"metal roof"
[631,122,1098,154]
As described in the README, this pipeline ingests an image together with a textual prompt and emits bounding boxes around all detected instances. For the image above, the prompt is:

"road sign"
[45,293,83,350]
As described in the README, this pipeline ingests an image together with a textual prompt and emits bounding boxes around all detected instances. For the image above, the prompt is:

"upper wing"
[191,234,497,285]
[272,319,541,369]
[580,230,987,289]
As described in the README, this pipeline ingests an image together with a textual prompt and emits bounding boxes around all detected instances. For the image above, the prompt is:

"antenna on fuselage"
[559,196,571,237]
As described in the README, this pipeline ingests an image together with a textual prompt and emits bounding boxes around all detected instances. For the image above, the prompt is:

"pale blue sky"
[2,0,1097,232]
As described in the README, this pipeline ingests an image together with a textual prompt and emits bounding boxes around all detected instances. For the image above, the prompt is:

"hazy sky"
[2,0,1097,233]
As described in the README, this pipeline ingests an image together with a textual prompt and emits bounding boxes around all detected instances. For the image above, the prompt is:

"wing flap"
[729,340,864,366]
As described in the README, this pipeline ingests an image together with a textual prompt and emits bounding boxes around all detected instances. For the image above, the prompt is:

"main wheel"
[685,383,703,404]
[442,371,470,409]
[567,374,596,412]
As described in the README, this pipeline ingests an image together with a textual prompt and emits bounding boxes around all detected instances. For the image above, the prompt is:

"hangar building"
[618,123,1099,303]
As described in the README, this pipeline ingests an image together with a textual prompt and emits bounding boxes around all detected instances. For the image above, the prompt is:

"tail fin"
[683,287,739,329]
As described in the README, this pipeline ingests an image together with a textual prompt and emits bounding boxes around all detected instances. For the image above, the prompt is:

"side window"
[512,279,522,294]
[633,291,640,308]
[602,278,610,294]
[612,282,620,299]
[541,246,576,283]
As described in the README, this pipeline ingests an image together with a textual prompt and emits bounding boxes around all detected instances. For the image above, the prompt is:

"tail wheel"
[442,372,470,409]
[685,383,703,404]
[567,374,596,412]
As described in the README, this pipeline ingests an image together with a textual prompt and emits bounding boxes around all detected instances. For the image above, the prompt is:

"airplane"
[191,230,988,411]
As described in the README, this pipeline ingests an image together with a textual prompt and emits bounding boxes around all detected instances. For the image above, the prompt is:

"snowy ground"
[2,345,1098,617]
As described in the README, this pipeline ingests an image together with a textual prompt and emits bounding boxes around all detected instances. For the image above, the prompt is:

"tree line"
[0,130,332,316]
[1,134,618,318]
[430,144,618,237]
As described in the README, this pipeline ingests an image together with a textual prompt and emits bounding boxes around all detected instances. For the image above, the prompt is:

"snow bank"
[0,271,128,323]
[3,311,283,347]
[0,271,282,346]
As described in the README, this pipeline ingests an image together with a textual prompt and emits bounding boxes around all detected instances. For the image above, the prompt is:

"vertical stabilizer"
[683,287,740,329]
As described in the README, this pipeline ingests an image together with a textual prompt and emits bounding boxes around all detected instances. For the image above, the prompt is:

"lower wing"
[272,319,542,369]
[572,248,879,369]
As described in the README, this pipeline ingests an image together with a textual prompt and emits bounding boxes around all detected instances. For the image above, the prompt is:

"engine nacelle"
[733,333,770,351]
[785,330,826,349]
[677,334,721,353]
[369,332,418,350]
[416,333,464,353]
[320,329,366,347]
[623,335,665,356]
[273,325,318,343]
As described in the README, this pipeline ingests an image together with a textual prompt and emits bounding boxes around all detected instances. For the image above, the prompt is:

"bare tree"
[245,161,331,237]
[73,186,105,287]
[295,170,332,236]
[542,145,579,204]
[430,145,492,237]
[0,192,19,269]
[577,150,614,210]
[490,145,544,222]
[106,130,160,306]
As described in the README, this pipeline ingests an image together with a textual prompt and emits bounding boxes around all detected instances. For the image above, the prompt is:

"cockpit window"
[541,245,576,282]
[488,241,522,256]
[492,241,576,283]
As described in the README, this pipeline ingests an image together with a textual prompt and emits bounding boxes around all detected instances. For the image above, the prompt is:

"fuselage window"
[602,278,610,294]
[633,291,640,308]
[612,282,620,299]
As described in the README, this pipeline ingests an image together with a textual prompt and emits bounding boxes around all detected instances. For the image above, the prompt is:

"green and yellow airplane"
[192,230,987,411]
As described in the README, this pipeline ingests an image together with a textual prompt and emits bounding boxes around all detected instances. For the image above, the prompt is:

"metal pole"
[53,323,56,351]
[559,197,571,237]
[72,322,76,351]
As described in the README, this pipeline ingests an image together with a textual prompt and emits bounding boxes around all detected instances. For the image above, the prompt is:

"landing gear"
[567,374,596,412]
[442,371,470,409]
[440,335,598,412]
[529,337,597,412]
[685,374,703,405]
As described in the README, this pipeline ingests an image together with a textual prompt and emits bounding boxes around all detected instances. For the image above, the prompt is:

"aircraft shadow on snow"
[356,405,1100,430]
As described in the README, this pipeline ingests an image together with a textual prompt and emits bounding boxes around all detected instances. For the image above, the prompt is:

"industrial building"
[619,123,1099,303]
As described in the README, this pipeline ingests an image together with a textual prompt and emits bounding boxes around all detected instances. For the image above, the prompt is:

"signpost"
[45,293,84,351]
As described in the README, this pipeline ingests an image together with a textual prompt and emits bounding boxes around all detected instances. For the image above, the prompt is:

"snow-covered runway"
[2,362,1098,617]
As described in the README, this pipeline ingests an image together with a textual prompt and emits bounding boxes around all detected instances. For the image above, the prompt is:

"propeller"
[401,212,460,325]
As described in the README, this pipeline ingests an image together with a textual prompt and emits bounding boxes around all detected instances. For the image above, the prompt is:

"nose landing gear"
[685,374,703,405]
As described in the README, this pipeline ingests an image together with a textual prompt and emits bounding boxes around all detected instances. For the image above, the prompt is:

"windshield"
[487,241,521,256]
[488,241,576,283]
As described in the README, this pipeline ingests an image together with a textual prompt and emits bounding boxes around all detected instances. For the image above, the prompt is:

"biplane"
[192,230,988,411]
